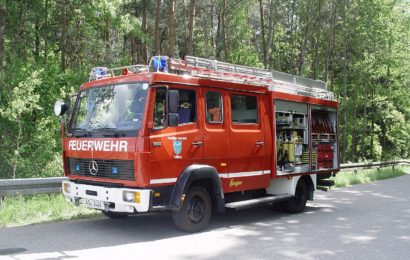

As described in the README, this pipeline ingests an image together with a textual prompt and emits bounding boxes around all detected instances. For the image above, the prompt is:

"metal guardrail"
[340,160,410,171]
[0,160,409,198]
[0,177,67,198]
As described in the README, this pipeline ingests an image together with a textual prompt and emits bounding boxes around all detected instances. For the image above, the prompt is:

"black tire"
[102,211,129,219]
[282,178,309,213]
[172,186,212,233]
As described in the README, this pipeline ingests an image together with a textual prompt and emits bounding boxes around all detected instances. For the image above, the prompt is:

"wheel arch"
[299,174,315,201]
[170,164,225,212]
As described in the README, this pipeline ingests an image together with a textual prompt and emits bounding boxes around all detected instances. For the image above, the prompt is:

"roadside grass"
[0,194,101,228]
[0,166,408,228]
[331,165,410,188]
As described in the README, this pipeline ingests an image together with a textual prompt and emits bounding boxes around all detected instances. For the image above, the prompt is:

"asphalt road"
[1,175,410,260]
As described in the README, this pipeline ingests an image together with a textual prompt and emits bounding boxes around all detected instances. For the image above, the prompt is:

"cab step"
[225,194,293,210]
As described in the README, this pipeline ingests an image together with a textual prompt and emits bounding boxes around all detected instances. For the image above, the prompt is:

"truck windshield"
[70,82,148,137]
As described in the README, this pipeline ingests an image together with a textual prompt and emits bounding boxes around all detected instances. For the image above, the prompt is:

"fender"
[170,164,225,212]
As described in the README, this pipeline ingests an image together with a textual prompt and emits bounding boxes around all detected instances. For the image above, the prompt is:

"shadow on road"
[1,175,410,259]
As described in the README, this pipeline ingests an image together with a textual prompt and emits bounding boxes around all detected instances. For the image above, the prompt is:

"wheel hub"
[187,196,206,223]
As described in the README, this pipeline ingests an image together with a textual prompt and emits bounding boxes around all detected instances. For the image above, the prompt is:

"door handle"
[192,141,203,147]
[256,141,265,146]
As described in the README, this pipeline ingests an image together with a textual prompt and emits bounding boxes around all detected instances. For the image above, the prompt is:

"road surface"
[1,175,410,259]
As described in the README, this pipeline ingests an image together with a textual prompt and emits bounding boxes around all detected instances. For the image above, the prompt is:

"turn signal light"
[123,191,140,203]
[63,182,71,194]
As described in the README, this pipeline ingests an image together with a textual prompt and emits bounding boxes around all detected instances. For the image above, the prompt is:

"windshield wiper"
[70,128,92,137]
[94,127,126,138]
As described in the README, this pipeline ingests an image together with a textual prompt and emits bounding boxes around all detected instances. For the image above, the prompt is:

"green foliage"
[0,194,101,227]
[0,0,409,179]
[332,166,409,187]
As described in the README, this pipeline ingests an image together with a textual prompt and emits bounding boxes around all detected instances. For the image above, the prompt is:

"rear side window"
[206,92,223,123]
[231,95,258,124]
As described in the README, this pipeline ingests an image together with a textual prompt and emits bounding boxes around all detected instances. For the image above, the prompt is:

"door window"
[176,89,196,125]
[206,92,223,123]
[231,95,258,124]
[153,87,167,129]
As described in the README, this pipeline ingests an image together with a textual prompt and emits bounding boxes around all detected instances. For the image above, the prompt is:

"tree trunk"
[266,0,276,69]
[104,17,110,64]
[361,78,368,156]
[210,0,216,58]
[35,16,40,59]
[221,0,228,60]
[259,0,267,68]
[310,0,322,79]
[341,1,348,163]
[167,0,176,58]
[60,0,68,72]
[187,0,195,56]
[44,0,49,67]
[289,0,297,73]
[297,0,312,76]
[154,0,161,55]
[327,0,338,90]
[12,120,23,179]
[350,93,358,162]
[0,4,5,70]
[141,0,147,63]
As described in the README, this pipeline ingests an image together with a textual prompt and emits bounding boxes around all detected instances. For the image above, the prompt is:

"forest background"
[0,0,409,179]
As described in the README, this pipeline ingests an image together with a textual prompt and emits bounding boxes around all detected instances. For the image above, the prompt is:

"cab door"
[227,91,266,191]
[202,88,229,178]
[149,86,203,186]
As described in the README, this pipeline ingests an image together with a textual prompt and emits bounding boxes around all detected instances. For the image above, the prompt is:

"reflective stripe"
[150,170,272,184]
[150,178,178,184]
[219,170,271,178]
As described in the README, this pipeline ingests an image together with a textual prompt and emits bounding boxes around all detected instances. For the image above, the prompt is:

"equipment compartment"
[311,106,338,171]
[275,100,310,175]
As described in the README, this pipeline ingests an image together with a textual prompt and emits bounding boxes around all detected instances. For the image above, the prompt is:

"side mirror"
[54,100,69,116]
[167,90,179,127]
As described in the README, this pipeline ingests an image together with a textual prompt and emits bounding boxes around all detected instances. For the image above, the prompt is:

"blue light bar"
[152,56,168,72]
[89,67,109,81]
[75,164,80,172]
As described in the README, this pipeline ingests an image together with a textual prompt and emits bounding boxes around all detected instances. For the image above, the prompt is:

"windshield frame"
[68,81,149,138]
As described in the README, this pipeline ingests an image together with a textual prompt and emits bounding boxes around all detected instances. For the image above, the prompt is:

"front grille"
[68,158,135,181]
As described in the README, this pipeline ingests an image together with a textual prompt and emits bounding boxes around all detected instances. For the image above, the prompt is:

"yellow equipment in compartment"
[280,131,303,162]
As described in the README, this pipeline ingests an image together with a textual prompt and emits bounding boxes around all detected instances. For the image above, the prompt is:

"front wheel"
[282,178,309,213]
[172,186,212,233]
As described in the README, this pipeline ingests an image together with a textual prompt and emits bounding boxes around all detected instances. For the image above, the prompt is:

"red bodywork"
[63,72,339,193]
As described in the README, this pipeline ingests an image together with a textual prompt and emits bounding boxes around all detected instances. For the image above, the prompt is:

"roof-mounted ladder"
[169,56,335,101]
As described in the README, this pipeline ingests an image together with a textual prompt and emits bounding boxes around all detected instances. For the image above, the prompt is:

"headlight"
[123,191,140,203]
[63,182,71,194]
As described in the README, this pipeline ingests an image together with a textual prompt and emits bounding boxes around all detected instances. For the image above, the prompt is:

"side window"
[206,92,223,123]
[231,94,258,124]
[176,89,196,125]
[153,87,167,129]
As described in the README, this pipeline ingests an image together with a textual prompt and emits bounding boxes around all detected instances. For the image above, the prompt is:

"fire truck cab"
[55,56,339,232]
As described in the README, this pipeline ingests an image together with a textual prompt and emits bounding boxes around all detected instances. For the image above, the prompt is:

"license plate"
[80,198,105,210]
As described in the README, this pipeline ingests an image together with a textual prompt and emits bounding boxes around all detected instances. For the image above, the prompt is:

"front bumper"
[62,181,151,213]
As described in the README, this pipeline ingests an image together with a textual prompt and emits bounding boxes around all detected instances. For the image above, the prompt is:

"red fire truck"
[55,56,339,232]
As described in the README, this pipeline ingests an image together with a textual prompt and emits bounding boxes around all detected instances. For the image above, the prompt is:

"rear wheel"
[102,211,129,219]
[282,178,309,213]
[172,186,212,233]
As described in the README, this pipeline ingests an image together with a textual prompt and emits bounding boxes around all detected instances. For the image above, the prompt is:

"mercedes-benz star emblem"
[89,161,98,176]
